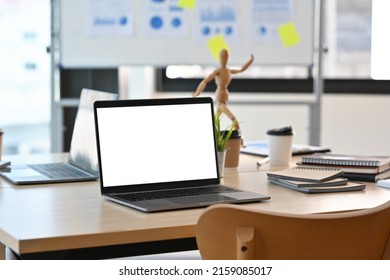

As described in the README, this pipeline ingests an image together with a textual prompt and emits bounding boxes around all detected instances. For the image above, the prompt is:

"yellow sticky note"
[278,22,301,48]
[178,0,196,9]
[207,35,230,62]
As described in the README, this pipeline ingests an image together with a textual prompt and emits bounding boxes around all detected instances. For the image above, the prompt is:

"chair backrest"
[196,200,390,259]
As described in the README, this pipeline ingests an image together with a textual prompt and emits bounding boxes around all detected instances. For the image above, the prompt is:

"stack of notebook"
[296,153,390,182]
[267,166,366,194]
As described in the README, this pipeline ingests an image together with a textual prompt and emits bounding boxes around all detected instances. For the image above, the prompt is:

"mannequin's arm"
[231,54,254,74]
[192,70,218,96]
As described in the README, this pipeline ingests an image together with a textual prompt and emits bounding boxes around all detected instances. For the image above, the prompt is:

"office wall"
[155,91,390,156]
[321,94,390,156]
[119,68,390,156]
[228,94,390,156]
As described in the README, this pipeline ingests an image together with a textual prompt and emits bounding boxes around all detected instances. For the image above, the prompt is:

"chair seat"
[196,200,390,260]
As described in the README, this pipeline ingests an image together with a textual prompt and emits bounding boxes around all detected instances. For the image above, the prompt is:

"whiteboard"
[59,0,314,68]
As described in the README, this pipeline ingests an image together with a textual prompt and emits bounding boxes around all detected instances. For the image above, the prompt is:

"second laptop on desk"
[0,88,118,185]
[93,97,270,212]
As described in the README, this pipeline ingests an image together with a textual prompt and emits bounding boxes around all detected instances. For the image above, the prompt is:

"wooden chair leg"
[236,227,255,260]
[382,235,390,259]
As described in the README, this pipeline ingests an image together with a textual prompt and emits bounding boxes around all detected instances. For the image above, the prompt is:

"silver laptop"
[0,88,118,185]
[93,97,270,212]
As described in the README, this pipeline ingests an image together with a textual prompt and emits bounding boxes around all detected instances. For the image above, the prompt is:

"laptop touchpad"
[5,166,48,180]
[168,194,234,205]
[133,199,180,208]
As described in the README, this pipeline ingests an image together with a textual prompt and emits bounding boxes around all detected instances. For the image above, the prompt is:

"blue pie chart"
[151,16,163,29]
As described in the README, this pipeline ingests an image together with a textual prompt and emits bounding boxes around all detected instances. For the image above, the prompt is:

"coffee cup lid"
[267,126,293,136]
[222,130,241,139]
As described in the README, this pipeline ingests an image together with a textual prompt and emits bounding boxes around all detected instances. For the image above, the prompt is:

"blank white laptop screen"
[96,103,218,187]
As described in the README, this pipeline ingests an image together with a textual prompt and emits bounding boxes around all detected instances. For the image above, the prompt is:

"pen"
[257,157,269,166]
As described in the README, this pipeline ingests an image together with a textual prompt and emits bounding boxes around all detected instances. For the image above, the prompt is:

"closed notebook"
[301,153,390,168]
[267,167,344,182]
[270,177,348,188]
[268,176,365,194]
[342,169,390,182]
[296,161,389,174]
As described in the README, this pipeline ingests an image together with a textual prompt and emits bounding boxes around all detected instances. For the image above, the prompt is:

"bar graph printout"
[250,0,293,44]
[194,0,240,44]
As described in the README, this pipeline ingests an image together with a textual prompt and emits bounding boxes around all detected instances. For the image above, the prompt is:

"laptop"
[0,88,118,185]
[93,97,270,212]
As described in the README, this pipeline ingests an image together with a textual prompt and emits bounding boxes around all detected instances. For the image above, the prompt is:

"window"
[0,0,50,155]
[371,0,390,79]
[324,0,371,78]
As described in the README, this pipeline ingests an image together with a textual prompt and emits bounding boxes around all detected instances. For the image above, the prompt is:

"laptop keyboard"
[113,185,240,202]
[28,163,91,179]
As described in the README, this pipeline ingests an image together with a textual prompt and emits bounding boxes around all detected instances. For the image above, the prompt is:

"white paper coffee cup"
[267,126,293,167]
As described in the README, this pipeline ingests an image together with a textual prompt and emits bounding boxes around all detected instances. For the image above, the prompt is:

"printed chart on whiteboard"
[59,0,314,67]
[251,0,293,44]
[194,0,240,44]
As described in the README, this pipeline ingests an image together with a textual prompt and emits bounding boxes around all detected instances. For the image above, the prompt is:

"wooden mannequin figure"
[192,49,254,133]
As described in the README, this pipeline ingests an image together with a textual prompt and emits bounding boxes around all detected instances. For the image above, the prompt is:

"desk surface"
[1,153,390,256]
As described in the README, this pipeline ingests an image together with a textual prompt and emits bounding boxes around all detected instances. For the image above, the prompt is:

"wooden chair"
[196,200,390,259]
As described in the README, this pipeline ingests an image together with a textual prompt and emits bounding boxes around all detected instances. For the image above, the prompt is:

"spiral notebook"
[301,153,390,167]
[267,166,344,182]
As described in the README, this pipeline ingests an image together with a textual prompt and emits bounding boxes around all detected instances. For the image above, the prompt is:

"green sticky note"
[207,35,230,62]
[178,0,196,9]
[278,22,301,48]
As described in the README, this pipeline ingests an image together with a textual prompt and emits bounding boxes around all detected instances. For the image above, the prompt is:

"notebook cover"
[301,153,390,168]
[296,161,390,174]
[268,176,365,194]
[267,166,344,182]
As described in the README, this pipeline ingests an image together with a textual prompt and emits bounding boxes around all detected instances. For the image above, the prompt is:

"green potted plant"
[214,111,237,176]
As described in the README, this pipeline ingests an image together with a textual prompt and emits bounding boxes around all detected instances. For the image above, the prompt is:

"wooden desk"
[1,153,390,259]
